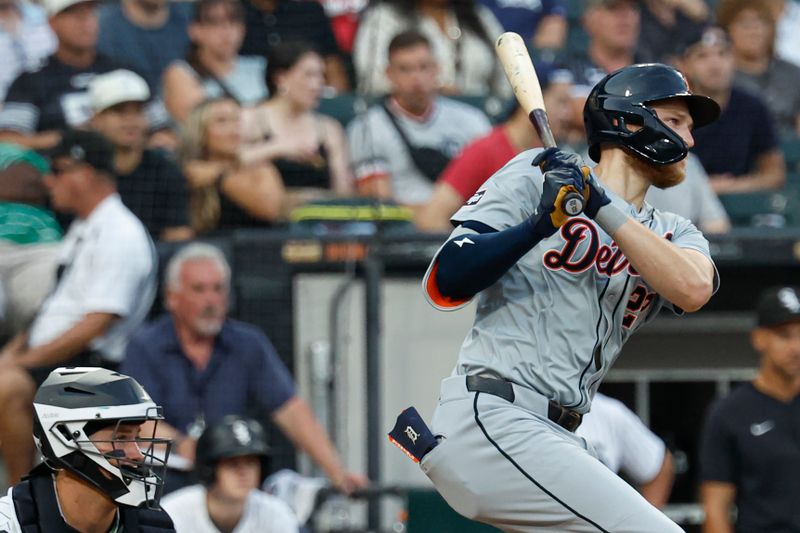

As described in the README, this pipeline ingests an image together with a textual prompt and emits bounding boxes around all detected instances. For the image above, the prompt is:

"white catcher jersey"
[424,148,717,413]
[0,489,123,533]
[161,485,299,533]
[0,489,23,533]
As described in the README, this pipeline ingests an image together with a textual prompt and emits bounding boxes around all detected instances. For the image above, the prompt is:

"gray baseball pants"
[420,375,683,532]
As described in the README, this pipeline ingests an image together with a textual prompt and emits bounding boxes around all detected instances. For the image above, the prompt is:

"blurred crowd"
[0,0,798,243]
[0,0,799,530]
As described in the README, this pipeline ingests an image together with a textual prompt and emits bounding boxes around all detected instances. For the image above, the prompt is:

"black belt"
[465,375,583,432]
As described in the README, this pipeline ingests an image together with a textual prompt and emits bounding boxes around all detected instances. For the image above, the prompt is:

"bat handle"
[561,189,584,216]
[530,109,586,216]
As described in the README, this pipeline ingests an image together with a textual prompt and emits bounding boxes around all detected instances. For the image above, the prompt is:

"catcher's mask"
[33,367,171,508]
[584,63,720,165]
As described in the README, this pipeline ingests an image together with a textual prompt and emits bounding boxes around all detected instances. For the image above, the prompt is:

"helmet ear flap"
[198,460,217,486]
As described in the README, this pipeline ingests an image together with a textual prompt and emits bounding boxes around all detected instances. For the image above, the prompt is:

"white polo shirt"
[161,485,299,533]
[27,193,156,363]
[577,393,667,485]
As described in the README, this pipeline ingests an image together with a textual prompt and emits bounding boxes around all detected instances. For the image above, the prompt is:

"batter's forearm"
[610,218,713,311]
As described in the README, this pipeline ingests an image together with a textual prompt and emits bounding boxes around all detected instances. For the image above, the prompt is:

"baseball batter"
[418,64,721,532]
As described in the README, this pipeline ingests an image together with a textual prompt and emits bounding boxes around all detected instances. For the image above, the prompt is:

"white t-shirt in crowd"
[161,485,299,533]
[577,393,666,485]
[347,96,491,205]
[27,193,156,363]
[776,0,800,68]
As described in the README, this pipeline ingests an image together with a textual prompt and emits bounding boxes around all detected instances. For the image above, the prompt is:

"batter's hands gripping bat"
[495,32,585,216]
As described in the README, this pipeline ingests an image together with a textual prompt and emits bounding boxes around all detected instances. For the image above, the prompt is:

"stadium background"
[1,0,800,530]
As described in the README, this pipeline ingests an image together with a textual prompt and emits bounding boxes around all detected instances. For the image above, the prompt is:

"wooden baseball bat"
[494,32,584,216]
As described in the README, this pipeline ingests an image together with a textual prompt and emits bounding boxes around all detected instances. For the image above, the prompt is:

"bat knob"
[562,191,584,216]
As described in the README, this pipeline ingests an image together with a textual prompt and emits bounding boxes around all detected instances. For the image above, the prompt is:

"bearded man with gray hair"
[121,242,368,495]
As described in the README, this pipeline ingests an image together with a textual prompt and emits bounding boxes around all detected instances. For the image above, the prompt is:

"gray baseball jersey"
[418,148,711,532]
[347,96,491,205]
[424,148,717,413]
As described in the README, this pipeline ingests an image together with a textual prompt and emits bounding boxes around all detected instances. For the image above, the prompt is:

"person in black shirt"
[240,0,348,92]
[180,97,285,233]
[677,25,786,194]
[89,69,193,242]
[560,0,643,148]
[0,0,170,151]
[699,286,800,533]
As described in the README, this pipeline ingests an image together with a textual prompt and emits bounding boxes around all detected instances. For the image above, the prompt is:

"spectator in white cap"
[0,0,56,101]
[0,0,170,150]
[89,69,193,242]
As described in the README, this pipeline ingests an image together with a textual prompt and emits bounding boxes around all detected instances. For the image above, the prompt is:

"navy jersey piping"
[472,392,611,532]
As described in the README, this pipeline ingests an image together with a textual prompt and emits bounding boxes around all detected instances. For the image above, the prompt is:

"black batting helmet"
[584,63,720,165]
[195,415,271,486]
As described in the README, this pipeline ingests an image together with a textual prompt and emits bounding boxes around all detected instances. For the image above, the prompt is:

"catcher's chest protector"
[12,469,175,533]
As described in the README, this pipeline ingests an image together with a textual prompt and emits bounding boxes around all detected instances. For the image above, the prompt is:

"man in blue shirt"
[477,0,566,50]
[97,0,191,93]
[122,242,368,494]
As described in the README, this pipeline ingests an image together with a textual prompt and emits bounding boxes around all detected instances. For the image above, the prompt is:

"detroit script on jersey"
[424,149,716,412]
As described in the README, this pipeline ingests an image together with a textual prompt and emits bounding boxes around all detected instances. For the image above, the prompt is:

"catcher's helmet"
[33,367,170,508]
[584,63,720,165]
[195,415,271,486]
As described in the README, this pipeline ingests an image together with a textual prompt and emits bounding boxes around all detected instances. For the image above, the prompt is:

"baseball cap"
[0,144,50,175]
[756,286,800,327]
[43,0,96,17]
[46,129,115,175]
[89,70,150,114]
[678,26,731,56]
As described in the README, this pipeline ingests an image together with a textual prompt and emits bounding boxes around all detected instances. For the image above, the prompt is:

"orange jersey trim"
[355,171,389,183]
[425,261,470,309]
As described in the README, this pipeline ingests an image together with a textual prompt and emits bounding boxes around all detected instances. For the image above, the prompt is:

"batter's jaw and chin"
[623,150,687,190]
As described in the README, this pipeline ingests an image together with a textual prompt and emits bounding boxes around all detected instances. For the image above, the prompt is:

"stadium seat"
[317,93,369,127]
[780,134,800,175]
[448,94,511,124]
[718,190,792,228]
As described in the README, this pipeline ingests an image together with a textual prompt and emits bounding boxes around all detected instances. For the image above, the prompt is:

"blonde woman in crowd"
[180,97,284,233]
[240,40,354,211]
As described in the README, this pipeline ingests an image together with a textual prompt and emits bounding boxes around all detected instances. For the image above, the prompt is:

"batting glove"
[532,165,586,235]
[582,173,611,219]
[531,147,586,174]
